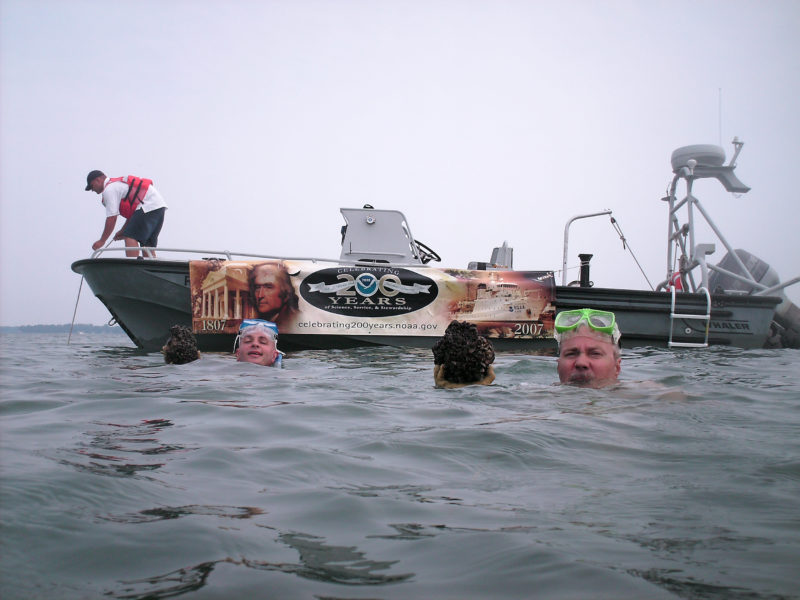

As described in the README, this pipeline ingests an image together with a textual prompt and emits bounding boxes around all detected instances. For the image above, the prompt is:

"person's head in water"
[162,325,200,364]
[555,309,621,388]
[432,320,496,388]
[234,319,281,367]
[249,262,298,322]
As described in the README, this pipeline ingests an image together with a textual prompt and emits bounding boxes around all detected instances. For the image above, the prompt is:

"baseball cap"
[85,170,105,190]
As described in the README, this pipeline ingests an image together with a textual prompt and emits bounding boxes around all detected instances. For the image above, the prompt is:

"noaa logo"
[301,266,438,316]
[355,273,379,297]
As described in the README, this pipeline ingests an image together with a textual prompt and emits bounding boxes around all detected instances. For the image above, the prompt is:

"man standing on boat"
[85,170,168,258]
[555,308,621,388]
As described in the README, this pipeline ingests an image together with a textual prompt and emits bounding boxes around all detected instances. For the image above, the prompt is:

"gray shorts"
[122,207,165,247]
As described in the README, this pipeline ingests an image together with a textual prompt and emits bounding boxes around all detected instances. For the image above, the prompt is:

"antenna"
[718,88,722,146]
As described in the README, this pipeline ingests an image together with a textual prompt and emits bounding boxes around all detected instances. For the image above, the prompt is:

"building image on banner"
[190,260,555,340]
[193,261,249,324]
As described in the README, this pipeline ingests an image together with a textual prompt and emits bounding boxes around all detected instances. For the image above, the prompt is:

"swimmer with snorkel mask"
[234,319,284,367]
[555,308,621,388]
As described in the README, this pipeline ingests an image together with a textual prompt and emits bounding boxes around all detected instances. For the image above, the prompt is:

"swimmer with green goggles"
[554,308,621,345]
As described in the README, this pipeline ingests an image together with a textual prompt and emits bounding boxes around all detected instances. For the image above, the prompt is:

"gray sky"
[1,0,798,326]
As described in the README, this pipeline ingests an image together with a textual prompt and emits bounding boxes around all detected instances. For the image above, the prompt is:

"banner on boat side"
[189,260,555,340]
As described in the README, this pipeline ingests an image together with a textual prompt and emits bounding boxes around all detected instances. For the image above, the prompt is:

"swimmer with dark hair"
[432,320,496,388]
[162,325,201,365]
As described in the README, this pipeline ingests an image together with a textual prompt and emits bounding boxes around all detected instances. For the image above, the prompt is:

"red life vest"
[104,176,153,219]
[667,271,684,291]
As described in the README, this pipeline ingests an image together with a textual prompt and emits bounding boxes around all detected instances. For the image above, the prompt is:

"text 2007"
[513,322,543,337]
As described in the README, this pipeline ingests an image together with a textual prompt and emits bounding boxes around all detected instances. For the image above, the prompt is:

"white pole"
[562,210,612,286]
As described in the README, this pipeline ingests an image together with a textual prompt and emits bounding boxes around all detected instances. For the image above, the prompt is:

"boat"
[72,140,799,353]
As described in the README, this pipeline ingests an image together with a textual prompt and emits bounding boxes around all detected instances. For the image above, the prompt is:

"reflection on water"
[106,531,413,599]
[100,504,265,524]
[179,398,291,409]
[111,561,219,600]
[248,532,414,585]
[632,568,763,600]
[55,418,189,479]
[369,522,437,541]
[337,483,464,506]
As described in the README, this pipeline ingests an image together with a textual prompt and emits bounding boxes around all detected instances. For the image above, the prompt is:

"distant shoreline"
[0,324,125,334]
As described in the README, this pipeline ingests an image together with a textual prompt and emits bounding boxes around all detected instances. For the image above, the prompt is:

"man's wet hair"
[163,325,200,365]
[432,320,495,384]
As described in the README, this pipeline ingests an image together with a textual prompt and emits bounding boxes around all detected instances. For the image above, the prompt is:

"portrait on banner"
[190,260,300,335]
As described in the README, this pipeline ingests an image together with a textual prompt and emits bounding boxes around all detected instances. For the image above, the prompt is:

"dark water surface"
[1,333,798,599]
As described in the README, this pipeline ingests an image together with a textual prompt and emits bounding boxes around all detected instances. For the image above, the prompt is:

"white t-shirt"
[102,177,168,218]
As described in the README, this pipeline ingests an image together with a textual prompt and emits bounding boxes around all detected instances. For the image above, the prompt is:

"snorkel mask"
[554,308,621,346]
[233,319,283,366]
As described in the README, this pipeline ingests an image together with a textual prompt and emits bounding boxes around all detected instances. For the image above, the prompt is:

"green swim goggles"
[554,308,616,335]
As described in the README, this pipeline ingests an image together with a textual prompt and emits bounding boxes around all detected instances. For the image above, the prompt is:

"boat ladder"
[668,286,711,348]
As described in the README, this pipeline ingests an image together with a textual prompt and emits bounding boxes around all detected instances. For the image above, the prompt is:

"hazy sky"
[1,0,799,326]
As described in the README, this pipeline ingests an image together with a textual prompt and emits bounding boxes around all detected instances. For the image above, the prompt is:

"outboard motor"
[709,249,800,348]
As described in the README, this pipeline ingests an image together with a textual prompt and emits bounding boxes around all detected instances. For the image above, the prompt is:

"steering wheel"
[414,239,441,264]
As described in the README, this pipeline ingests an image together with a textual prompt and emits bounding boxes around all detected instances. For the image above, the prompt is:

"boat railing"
[87,245,434,267]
